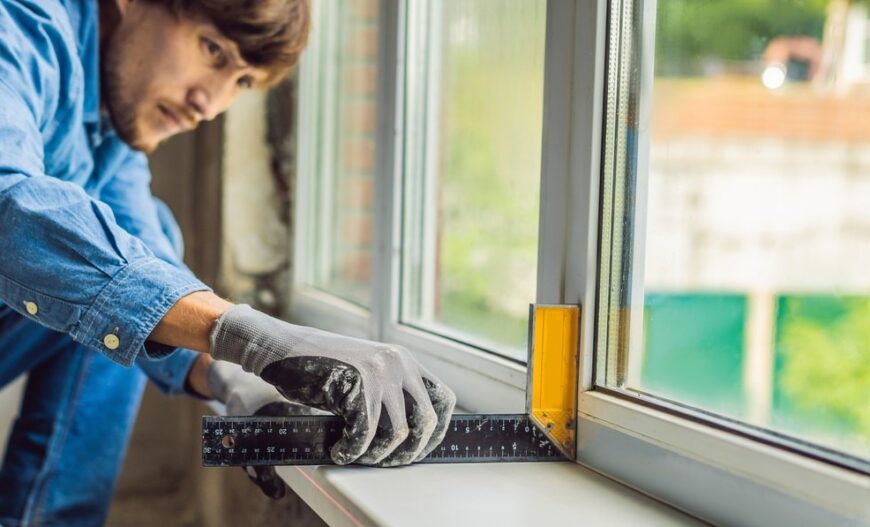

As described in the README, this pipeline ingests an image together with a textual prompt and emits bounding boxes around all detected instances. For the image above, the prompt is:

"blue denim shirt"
[0,0,210,374]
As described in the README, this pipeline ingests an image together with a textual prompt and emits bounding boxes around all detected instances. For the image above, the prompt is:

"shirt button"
[23,301,38,316]
[103,334,121,350]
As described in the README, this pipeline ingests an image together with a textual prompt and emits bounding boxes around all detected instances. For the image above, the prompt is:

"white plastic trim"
[578,391,870,524]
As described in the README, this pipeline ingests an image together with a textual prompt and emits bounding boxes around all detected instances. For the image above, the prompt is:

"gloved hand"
[207,359,326,498]
[209,305,456,467]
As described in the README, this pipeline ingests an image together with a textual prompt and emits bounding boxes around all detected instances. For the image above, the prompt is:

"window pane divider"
[538,0,607,398]
[370,0,402,341]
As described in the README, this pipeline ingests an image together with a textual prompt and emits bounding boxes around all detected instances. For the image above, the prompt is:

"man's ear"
[99,0,126,41]
[115,0,135,17]
[100,0,146,36]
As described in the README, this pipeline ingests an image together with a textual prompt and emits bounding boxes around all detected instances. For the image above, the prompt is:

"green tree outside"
[655,0,828,76]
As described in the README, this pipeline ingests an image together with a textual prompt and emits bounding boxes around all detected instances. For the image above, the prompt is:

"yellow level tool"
[527,304,580,460]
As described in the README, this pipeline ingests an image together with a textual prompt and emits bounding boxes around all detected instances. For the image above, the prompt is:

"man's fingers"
[356,396,410,465]
[330,387,378,465]
[243,465,287,499]
[415,375,457,461]
[261,357,377,465]
[379,385,438,467]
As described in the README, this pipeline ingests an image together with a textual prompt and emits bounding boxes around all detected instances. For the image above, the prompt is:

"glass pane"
[402,1,546,359]
[600,0,870,462]
[305,1,379,306]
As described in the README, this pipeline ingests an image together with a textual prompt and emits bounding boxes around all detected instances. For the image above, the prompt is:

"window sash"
[575,0,868,521]
[592,0,870,474]
[293,0,529,413]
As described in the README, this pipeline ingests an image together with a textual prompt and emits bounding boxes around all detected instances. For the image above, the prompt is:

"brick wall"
[330,0,380,301]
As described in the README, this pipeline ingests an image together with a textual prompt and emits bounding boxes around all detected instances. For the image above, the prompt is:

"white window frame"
[293,0,869,523]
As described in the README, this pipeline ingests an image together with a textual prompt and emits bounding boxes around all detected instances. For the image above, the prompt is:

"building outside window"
[599,0,870,462]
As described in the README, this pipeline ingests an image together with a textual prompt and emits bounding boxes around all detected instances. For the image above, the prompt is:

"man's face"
[102,1,271,152]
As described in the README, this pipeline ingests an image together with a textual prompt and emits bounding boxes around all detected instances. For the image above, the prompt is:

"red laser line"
[294,466,366,527]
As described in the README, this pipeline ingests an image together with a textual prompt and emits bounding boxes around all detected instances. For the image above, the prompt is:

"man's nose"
[186,87,217,122]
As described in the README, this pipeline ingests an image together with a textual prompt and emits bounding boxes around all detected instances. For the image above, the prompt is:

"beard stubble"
[101,34,153,152]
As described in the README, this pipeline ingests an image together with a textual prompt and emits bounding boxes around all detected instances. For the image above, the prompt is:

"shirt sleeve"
[136,351,201,396]
[97,143,190,270]
[0,77,209,367]
[100,144,207,391]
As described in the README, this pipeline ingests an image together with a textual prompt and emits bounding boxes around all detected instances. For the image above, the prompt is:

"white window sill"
[276,461,702,526]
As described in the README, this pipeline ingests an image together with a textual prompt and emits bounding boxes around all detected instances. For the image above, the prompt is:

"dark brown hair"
[153,0,311,85]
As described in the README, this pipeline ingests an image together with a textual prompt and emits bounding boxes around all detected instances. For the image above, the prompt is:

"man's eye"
[202,37,222,58]
[237,75,253,89]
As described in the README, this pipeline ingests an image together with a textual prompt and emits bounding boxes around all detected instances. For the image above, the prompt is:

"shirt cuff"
[71,257,210,366]
[136,347,201,396]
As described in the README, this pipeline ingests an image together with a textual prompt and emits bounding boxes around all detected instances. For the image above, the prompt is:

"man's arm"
[93,144,244,356]
[148,291,229,399]
[150,290,232,353]
[96,146,229,394]
[0,79,209,367]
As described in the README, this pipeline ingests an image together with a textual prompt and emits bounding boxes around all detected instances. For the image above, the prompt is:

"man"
[0,0,456,525]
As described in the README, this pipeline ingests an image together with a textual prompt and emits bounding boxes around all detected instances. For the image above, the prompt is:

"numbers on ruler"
[206,415,554,463]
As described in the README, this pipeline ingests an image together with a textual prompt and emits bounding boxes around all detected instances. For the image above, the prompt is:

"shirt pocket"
[0,273,84,333]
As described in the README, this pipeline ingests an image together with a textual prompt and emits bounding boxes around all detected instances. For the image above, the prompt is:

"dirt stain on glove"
[261,356,371,464]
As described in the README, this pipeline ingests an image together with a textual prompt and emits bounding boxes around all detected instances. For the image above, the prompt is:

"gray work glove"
[207,359,326,498]
[209,305,456,467]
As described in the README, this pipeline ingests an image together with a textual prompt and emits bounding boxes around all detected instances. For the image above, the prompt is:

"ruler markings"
[203,414,566,466]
